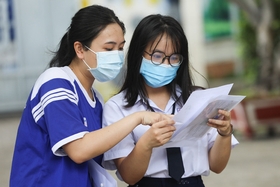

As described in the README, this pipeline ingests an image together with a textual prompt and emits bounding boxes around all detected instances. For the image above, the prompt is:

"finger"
[218,110,231,119]
[159,114,174,121]
[208,118,230,128]
[161,134,174,144]
[152,119,175,128]
[158,130,175,145]
[215,114,224,120]
[156,126,176,141]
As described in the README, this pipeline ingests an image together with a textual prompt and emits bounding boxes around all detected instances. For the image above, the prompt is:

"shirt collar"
[134,85,182,112]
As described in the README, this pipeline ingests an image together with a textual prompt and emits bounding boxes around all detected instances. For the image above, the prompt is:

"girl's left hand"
[207,109,232,135]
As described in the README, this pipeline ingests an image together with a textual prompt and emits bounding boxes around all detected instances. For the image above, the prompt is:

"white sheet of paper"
[88,159,117,187]
[163,83,245,147]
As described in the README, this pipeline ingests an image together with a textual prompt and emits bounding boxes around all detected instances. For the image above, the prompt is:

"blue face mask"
[83,46,124,82]
[140,57,179,88]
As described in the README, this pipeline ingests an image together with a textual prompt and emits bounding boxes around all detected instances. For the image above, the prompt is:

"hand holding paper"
[163,84,245,147]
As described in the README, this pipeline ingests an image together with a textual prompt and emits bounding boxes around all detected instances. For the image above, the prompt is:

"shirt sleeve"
[30,68,89,156]
[101,97,135,170]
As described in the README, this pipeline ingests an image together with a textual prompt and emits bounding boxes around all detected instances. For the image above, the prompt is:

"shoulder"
[104,90,144,116]
[105,91,127,106]
[35,67,73,85]
[31,67,74,99]
[103,91,127,113]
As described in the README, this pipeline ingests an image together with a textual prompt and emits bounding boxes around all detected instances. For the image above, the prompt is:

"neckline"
[62,66,96,107]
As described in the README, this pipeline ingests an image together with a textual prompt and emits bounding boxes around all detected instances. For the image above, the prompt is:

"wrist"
[134,111,145,125]
[217,124,233,137]
[138,136,153,151]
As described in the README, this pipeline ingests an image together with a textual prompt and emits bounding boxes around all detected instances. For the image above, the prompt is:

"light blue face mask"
[140,57,179,88]
[83,46,124,82]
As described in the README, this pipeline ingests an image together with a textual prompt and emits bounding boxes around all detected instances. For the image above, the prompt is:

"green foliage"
[237,12,259,81]
[204,0,230,20]
[204,21,232,39]
[237,0,280,82]
[204,0,231,39]
[272,1,280,48]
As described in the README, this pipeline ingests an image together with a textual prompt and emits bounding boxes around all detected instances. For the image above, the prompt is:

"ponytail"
[49,31,72,67]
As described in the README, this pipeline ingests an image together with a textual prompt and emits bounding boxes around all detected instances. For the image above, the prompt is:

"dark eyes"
[105,47,124,51]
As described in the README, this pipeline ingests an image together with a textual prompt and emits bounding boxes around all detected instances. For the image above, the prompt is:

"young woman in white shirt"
[102,14,238,187]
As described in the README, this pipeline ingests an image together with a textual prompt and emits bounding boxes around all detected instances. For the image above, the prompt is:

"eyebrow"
[153,49,179,55]
[153,49,163,52]
[105,40,126,45]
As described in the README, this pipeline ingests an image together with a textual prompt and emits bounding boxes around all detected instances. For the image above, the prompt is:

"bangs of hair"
[147,31,181,54]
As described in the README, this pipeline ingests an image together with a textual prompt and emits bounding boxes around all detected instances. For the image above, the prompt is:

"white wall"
[0,0,79,112]
[1,0,171,112]
[180,0,208,87]
[0,0,239,112]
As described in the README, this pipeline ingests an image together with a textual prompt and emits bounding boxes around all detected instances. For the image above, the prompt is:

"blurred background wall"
[0,0,240,113]
[0,0,80,113]
[1,1,280,186]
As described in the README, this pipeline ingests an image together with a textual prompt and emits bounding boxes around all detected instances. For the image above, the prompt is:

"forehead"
[147,34,177,53]
[93,23,124,44]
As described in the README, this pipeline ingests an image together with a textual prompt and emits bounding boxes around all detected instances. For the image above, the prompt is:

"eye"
[152,52,164,59]
[170,55,179,61]
[105,48,113,51]
[170,54,182,63]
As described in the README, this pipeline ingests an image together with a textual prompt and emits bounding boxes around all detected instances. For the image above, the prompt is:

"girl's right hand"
[139,111,176,149]
[140,111,174,126]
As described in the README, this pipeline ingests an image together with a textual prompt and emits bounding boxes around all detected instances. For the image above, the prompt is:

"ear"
[74,41,85,59]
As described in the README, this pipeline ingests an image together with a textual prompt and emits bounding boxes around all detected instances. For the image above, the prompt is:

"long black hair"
[120,14,196,109]
[49,5,125,67]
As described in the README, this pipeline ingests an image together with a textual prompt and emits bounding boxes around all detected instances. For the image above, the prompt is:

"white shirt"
[102,89,239,180]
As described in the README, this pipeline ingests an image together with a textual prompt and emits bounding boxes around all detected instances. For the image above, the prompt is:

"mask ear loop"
[83,45,98,69]
[82,59,91,70]
[84,45,99,69]
[84,45,97,55]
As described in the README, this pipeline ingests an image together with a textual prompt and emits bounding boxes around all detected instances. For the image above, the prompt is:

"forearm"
[117,138,152,185]
[64,112,143,163]
[116,117,175,184]
[208,134,232,173]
